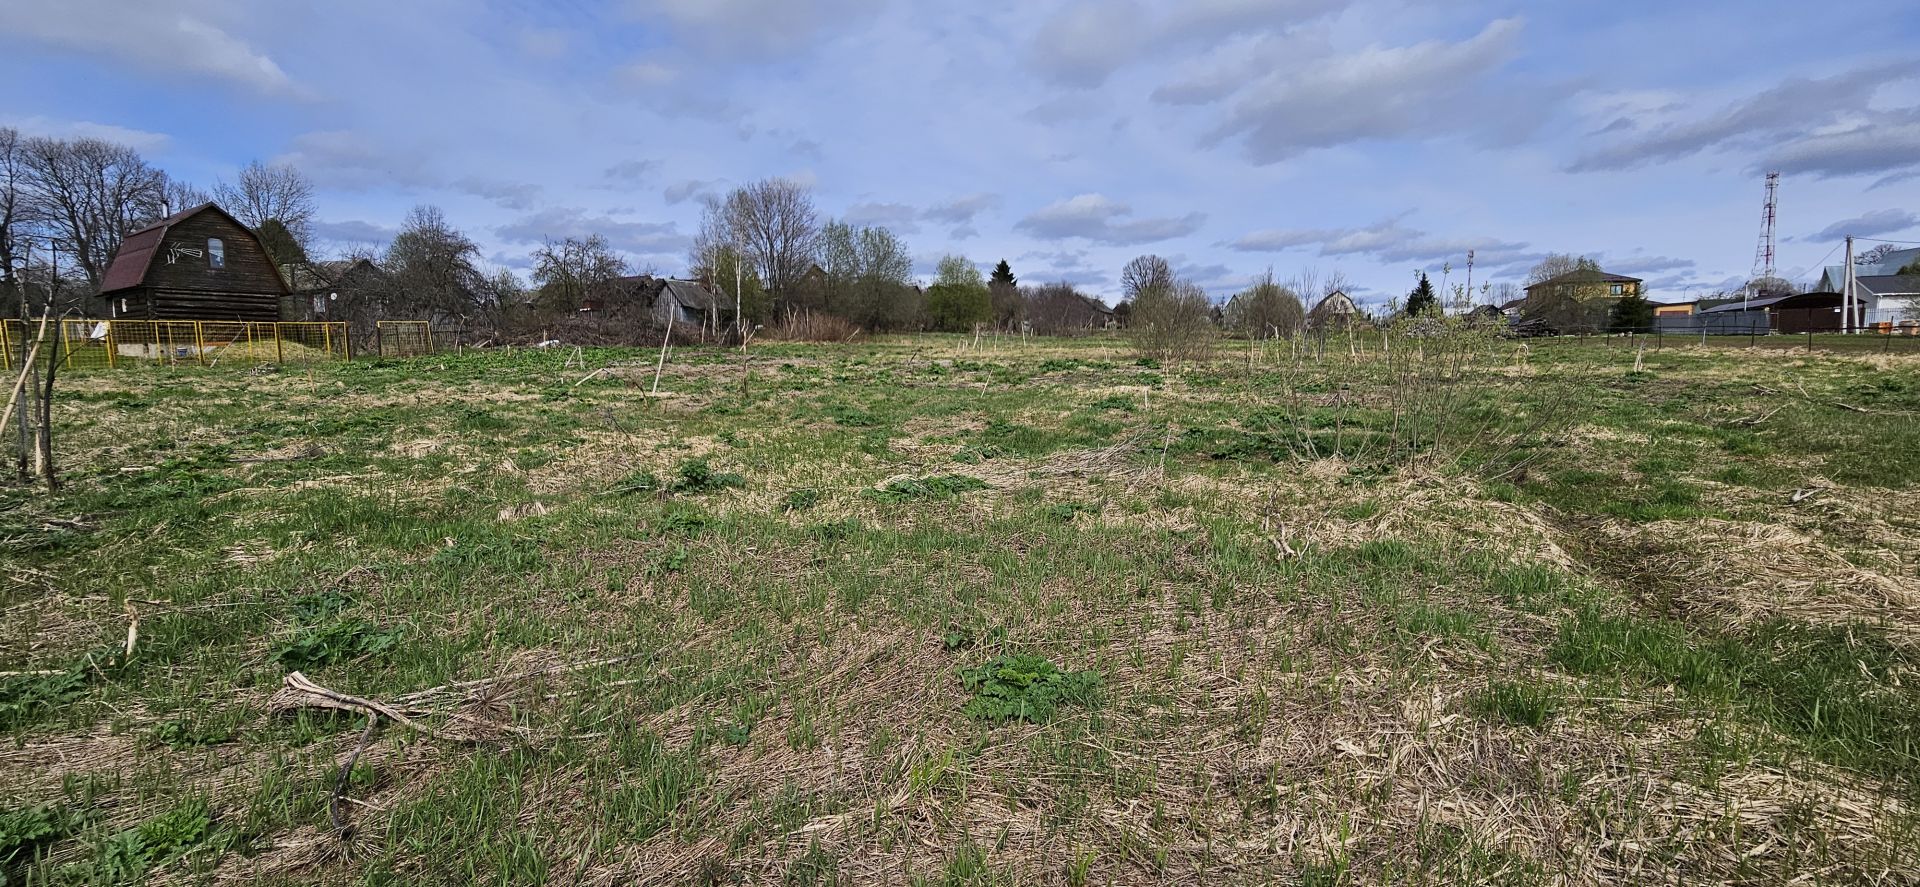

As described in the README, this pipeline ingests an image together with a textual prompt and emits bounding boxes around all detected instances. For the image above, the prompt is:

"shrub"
[671,458,745,494]
[960,654,1101,724]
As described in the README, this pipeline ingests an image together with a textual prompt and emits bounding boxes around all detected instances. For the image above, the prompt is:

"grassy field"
[3,330,1919,885]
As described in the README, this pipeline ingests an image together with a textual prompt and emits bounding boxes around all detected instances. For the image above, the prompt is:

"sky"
[3,0,1919,310]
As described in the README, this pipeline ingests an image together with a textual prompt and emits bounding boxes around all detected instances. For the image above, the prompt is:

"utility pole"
[734,252,744,353]
[1465,250,1474,303]
[1843,236,1855,335]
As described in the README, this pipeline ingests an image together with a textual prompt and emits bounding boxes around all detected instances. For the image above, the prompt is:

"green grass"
[4,332,1918,884]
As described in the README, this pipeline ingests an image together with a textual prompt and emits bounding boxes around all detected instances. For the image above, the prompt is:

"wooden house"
[98,203,286,322]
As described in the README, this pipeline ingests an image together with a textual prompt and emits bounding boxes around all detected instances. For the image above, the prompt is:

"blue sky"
[4,0,1918,309]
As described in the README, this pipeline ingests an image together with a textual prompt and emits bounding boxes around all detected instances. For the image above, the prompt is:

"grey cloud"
[1602,255,1696,276]
[843,202,922,233]
[624,0,883,55]
[1572,63,1920,172]
[1769,113,1920,180]
[949,225,978,240]
[924,193,1001,225]
[0,115,169,152]
[603,159,658,184]
[1016,193,1205,245]
[664,178,723,204]
[275,130,434,191]
[494,207,691,257]
[1204,18,1525,163]
[1811,209,1920,241]
[455,178,542,211]
[1232,218,1533,270]
[1028,0,1345,89]
[311,219,398,247]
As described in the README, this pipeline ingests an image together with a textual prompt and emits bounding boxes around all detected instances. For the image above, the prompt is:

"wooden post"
[276,323,285,364]
[105,321,116,368]
[60,321,72,370]
[425,324,434,354]
[325,323,335,361]
[193,322,206,365]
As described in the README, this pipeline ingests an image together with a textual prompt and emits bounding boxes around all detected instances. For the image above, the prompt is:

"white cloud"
[1202,18,1526,163]
[0,0,298,96]
[0,115,170,152]
[1027,0,1345,88]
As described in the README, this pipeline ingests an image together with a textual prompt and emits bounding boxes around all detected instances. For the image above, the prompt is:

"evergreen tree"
[255,218,309,268]
[988,258,1022,328]
[1405,273,1437,317]
[1609,291,1655,333]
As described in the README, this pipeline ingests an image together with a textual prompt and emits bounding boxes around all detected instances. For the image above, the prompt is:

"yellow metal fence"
[1,319,351,371]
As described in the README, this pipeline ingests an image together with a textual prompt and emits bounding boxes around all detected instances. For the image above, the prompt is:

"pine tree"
[1609,291,1655,333]
[991,260,1015,287]
[1405,273,1437,317]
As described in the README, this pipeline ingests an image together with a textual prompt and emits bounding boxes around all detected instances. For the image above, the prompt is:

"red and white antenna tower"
[1751,171,1779,281]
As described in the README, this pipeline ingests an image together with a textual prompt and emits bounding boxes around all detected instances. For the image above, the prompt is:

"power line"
[1852,236,1920,245]
[1791,243,1841,282]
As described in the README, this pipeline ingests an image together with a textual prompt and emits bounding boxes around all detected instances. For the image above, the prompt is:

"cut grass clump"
[1470,680,1563,729]
[274,613,405,671]
[864,474,988,504]
[959,654,1101,724]
[1,804,82,874]
[782,488,822,512]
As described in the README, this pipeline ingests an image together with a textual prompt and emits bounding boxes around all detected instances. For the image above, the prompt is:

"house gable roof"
[100,202,288,296]
[1856,275,1920,297]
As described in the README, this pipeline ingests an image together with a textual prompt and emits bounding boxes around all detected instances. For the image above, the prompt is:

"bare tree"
[720,178,819,315]
[160,177,211,215]
[0,127,29,315]
[18,137,167,290]
[1322,269,1350,298]
[1025,281,1108,336]
[213,160,316,242]
[1225,270,1306,339]
[1525,253,1599,286]
[1121,254,1174,302]
[384,205,485,320]
[530,235,627,313]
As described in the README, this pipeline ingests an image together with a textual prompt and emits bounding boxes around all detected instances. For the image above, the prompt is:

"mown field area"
[3,331,1919,886]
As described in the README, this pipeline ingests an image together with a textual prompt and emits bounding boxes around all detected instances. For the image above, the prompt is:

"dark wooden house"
[98,203,286,322]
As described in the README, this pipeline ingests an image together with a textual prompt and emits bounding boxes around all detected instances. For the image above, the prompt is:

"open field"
[4,331,1920,885]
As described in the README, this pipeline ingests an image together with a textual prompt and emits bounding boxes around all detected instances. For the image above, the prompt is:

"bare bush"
[1127,277,1216,362]
[767,310,860,342]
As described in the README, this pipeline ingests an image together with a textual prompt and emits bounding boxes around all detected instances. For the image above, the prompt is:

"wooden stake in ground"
[651,311,674,396]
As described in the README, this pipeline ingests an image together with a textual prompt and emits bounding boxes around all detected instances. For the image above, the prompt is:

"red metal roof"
[99,203,219,294]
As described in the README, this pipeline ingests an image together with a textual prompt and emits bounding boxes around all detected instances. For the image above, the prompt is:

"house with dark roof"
[584,275,724,327]
[99,203,286,322]
[1524,269,1643,302]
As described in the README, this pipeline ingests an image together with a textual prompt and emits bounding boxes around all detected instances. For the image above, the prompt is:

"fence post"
[275,323,285,363]
[1807,330,1813,352]
[325,323,335,361]
[194,322,206,365]
[105,321,116,368]
[425,325,434,354]
[376,325,384,358]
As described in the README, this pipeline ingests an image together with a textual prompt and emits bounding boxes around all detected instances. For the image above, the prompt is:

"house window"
[208,238,225,269]
[1610,283,1623,295]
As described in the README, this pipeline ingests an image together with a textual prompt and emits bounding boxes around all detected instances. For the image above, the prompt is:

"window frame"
[207,237,226,270]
